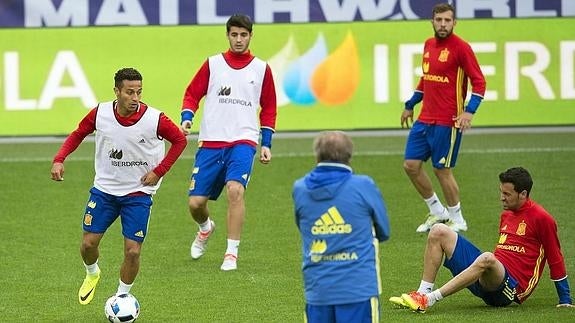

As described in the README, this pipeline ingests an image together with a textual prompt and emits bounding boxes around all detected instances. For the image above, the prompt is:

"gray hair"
[313,131,354,164]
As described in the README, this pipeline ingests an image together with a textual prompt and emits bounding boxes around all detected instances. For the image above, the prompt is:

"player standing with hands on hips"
[180,14,277,271]
[293,131,390,323]
[401,3,486,233]
[50,68,187,305]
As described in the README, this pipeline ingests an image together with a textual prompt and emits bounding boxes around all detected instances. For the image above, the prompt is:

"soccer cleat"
[401,291,428,313]
[416,214,447,233]
[190,220,215,259]
[220,254,238,271]
[447,219,468,232]
[78,269,101,305]
[389,295,410,309]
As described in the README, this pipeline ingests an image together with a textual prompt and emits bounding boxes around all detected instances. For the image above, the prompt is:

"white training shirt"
[198,54,266,144]
[93,101,165,196]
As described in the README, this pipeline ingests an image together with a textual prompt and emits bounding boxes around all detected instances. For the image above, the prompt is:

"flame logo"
[310,239,327,254]
[268,31,360,107]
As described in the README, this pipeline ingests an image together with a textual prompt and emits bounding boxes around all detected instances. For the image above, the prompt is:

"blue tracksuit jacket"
[292,162,390,305]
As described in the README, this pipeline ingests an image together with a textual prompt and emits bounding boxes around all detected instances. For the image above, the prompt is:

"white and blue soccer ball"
[104,293,140,323]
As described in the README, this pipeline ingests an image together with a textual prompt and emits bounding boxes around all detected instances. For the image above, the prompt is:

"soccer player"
[400,3,486,233]
[293,131,391,323]
[50,68,187,305]
[389,167,573,313]
[180,14,277,271]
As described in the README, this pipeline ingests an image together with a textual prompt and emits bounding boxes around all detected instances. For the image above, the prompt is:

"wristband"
[555,278,572,305]
[261,128,273,148]
[405,91,423,110]
[464,94,483,114]
[181,110,194,124]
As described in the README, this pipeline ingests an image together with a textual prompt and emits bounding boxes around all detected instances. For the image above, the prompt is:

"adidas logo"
[311,206,352,235]
[135,231,144,238]
[87,200,97,209]
[139,138,145,144]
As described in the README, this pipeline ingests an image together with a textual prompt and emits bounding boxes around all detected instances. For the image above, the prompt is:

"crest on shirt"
[516,221,527,236]
[438,48,450,62]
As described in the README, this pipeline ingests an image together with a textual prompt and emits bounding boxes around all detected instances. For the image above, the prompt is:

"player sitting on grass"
[390,167,573,313]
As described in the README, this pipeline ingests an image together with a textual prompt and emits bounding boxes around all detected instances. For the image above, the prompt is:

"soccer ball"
[104,293,140,323]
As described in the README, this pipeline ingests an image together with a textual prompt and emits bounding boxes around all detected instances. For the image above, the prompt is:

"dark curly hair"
[114,68,142,88]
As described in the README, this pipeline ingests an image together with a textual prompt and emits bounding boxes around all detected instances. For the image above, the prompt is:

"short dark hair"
[226,14,253,33]
[313,131,354,165]
[114,68,142,88]
[499,167,533,196]
[432,3,456,19]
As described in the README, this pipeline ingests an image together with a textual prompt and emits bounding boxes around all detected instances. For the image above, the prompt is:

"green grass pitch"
[0,128,573,322]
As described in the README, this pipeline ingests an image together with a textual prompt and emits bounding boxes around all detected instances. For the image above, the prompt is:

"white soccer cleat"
[416,214,447,233]
[447,219,468,232]
[190,220,215,259]
[220,254,238,271]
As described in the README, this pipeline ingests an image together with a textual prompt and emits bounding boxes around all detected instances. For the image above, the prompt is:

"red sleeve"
[459,42,486,97]
[182,60,210,113]
[415,77,423,92]
[415,41,427,93]
[52,107,97,163]
[259,64,277,130]
[539,213,568,280]
[153,113,187,178]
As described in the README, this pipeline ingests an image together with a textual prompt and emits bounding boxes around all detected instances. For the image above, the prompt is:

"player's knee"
[427,223,455,250]
[403,160,418,174]
[124,246,141,261]
[188,196,207,211]
[428,223,451,239]
[80,237,99,251]
[475,252,497,270]
[226,181,245,201]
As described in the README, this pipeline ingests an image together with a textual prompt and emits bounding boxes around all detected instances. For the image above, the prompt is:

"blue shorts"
[82,187,153,243]
[444,234,518,306]
[305,297,380,323]
[404,121,462,168]
[189,144,256,200]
